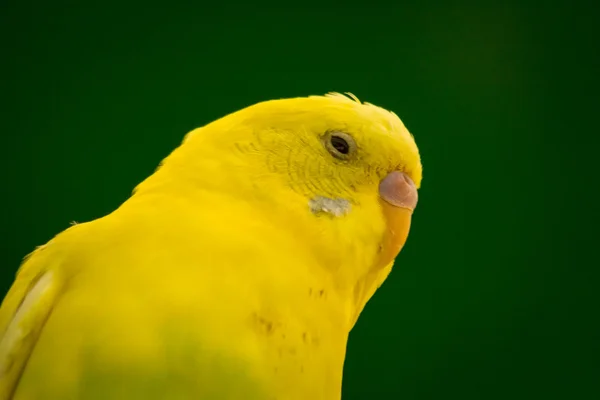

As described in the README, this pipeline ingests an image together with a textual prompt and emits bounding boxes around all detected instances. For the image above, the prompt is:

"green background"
[1,2,597,399]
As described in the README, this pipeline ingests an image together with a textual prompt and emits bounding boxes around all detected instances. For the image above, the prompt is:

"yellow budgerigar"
[0,93,422,399]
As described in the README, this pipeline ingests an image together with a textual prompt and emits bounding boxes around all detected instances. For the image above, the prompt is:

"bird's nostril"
[379,171,418,211]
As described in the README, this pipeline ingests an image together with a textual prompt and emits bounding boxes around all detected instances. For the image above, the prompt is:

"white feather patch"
[308,196,351,217]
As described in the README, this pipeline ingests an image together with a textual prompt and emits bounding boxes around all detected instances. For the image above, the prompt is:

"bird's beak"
[375,171,419,269]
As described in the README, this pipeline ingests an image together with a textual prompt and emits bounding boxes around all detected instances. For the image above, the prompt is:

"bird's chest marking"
[308,196,351,217]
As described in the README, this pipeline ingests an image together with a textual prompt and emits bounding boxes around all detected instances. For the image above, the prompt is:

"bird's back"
[7,192,348,399]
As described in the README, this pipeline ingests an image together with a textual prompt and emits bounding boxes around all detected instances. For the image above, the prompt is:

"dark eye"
[324,131,356,160]
[330,135,350,154]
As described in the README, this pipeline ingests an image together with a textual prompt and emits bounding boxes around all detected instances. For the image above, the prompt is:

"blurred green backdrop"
[1,1,597,399]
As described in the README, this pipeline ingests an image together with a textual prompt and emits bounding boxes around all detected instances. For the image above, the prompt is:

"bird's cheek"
[375,171,419,269]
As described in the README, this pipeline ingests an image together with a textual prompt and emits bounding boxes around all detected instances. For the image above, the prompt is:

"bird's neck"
[127,147,386,330]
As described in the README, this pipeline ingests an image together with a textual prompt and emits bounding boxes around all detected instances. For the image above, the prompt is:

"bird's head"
[141,93,422,327]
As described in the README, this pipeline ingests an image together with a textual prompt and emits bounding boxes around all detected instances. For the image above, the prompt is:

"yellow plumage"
[0,93,422,399]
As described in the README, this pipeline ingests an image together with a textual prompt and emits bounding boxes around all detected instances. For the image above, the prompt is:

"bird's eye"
[324,131,356,160]
[331,136,350,154]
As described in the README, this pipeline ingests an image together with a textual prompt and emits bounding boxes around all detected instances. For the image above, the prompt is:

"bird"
[0,92,422,399]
